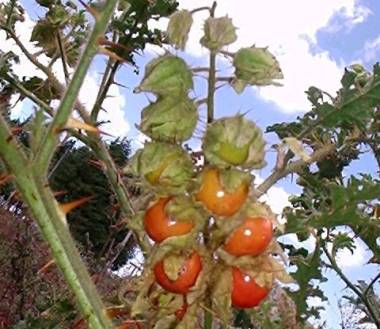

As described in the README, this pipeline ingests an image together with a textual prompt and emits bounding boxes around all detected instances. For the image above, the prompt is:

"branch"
[255,143,336,198]
[3,74,54,116]
[0,111,114,329]
[322,244,380,328]
[364,272,380,298]
[91,61,120,121]
[35,0,119,174]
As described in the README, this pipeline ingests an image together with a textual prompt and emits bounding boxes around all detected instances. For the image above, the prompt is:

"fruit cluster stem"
[206,1,218,124]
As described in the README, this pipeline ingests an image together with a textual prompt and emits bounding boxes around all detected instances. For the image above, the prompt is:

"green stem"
[0,114,114,329]
[204,4,217,329]
[206,1,217,124]
[35,0,119,174]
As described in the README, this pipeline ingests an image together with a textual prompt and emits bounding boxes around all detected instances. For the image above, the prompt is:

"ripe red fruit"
[224,217,273,256]
[144,198,194,242]
[195,168,248,217]
[154,252,202,294]
[231,267,270,308]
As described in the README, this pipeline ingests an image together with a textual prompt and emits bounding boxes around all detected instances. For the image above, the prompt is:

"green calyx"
[167,10,193,50]
[135,54,193,96]
[203,116,266,169]
[139,96,198,143]
[200,16,237,52]
[232,46,283,93]
[131,142,194,195]
[218,168,252,193]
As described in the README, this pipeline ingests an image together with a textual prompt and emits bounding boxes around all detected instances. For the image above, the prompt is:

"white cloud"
[362,35,380,63]
[255,175,291,217]
[335,238,367,268]
[79,74,130,137]
[154,0,370,113]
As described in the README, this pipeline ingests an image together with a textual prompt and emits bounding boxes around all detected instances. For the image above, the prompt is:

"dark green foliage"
[110,0,178,67]
[267,63,380,322]
[49,138,134,269]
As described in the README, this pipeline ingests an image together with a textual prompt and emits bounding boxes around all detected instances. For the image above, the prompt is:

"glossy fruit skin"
[224,217,273,256]
[154,252,202,294]
[195,168,248,217]
[231,267,270,308]
[144,198,194,242]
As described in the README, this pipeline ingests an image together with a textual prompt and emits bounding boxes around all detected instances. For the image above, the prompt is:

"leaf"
[283,137,311,161]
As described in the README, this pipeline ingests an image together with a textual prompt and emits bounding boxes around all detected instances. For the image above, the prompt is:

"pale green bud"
[200,16,237,52]
[167,10,193,50]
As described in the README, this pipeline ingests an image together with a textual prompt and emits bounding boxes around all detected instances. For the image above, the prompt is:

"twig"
[255,143,335,198]
[3,74,54,116]
[363,272,380,298]
[56,30,70,84]
[322,243,380,328]
[190,6,211,14]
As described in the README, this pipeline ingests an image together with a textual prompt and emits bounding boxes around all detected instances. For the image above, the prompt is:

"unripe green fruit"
[203,116,266,169]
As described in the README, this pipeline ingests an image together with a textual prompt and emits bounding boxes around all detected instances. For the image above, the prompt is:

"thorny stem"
[2,26,140,250]
[322,243,380,328]
[35,0,119,174]
[0,111,115,329]
[91,61,120,121]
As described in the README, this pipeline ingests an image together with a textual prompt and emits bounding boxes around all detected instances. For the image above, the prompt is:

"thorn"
[88,159,105,170]
[98,47,126,63]
[0,174,12,185]
[69,318,86,329]
[59,196,93,214]
[52,190,68,197]
[78,0,100,19]
[37,259,56,275]
[105,306,128,319]
[10,127,23,134]
[97,37,133,53]
[65,118,100,133]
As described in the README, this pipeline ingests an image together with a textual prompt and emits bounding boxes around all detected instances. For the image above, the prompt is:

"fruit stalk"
[206,1,218,124]
[204,4,217,329]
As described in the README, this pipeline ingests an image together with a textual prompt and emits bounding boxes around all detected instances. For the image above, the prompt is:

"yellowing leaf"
[283,137,311,161]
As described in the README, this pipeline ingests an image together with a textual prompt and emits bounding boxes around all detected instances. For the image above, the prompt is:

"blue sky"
[2,0,380,328]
